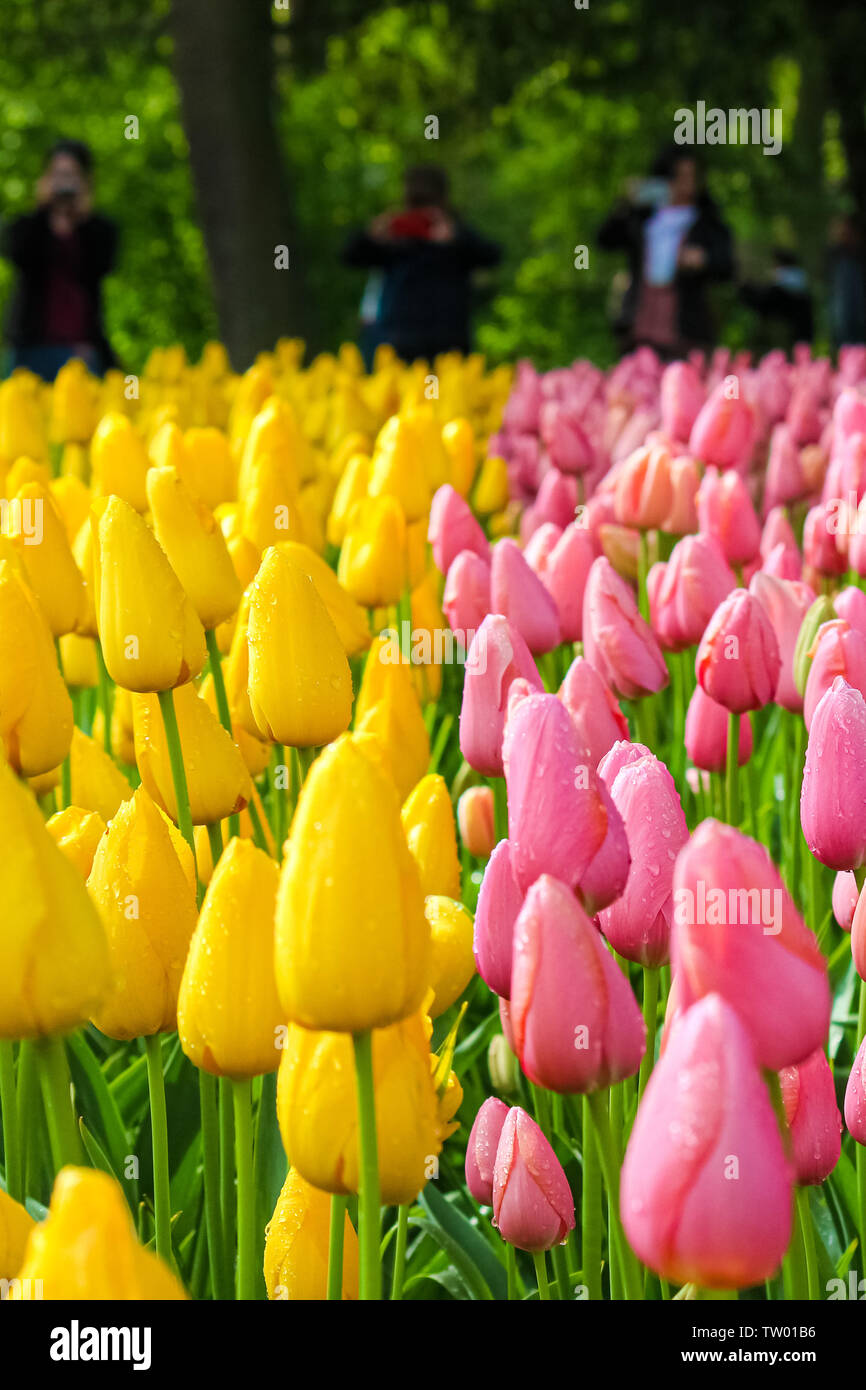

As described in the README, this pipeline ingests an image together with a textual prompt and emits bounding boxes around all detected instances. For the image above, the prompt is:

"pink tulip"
[779,1049,842,1185]
[465,1097,510,1205]
[662,454,700,534]
[696,588,781,713]
[844,1036,866,1145]
[689,380,756,472]
[459,614,544,777]
[763,423,805,514]
[832,870,858,932]
[614,444,674,530]
[803,620,866,730]
[542,521,595,642]
[596,752,688,966]
[523,522,562,578]
[499,996,516,1052]
[648,534,736,653]
[761,505,798,559]
[696,467,762,568]
[672,821,831,1069]
[761,541,802,582]
[834,585,866,639]
[851,874,866,980]
[621,994,793,1288]
[598,738,652,786]
[542,402,595,475]
[492,1106,575,1252]
[684,683,754,772]
[502,693,608,894]
[511,875,645,1093]
[428,483,490,574]
[802,678,866,871]
[578,777,632,916]
[582,557,669,699]
[533,468,578,531]
[473,838,524,998]
[457,785,496,859]
[443,550,490,639]
[803,502,847,578]
[490,539,561,655]
[558,656,629,768]
[502,360,543,435]
[660,360,705,443]
[749,572,814,715]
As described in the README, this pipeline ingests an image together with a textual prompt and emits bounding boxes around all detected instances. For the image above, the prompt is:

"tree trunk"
[169,0,318,368]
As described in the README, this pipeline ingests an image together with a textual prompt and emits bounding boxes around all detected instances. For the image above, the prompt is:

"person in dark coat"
[599,146,733,359]
[740,248,814,351]
[826,214,866,350]
[342,165,501,366]
[2,139,118,380]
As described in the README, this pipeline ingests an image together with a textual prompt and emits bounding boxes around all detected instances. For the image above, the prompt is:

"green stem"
[219,1078,236,1267]
[582,1096,602,1300]
[0,1041,22,1202]
[328,1193,349,1301]
[96,638,113,755]
[637,530,650,623]
[550,1240,571,1301]
[16,1041,40,1196]
[272,743,287,852]
[232,1079,257,1300]
[638,967,659,1104]
[54,640,72,806]
[144,1034,172,1265]
[586,1088,643,1301]
[157,687,198,878]
[725,711,740,827]
[788,713,805,896]
[533,1249,551,1301]
[246,795,271,856]
[390,1203,409,1301]
[206,628,240,840]
[207,819,223,873]
[36,1035,83,1173]
[492,775,508,844]
[505,1240,518,1300]
[353,1030,382,1300]
[796,1187,819,1300]
[199,1069,230,1300]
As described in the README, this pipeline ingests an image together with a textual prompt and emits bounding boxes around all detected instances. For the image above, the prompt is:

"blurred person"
[599,145,733,359]
[342,164,501,366]
[740,248,814,350]
[827,214,866,349]
[2,138,118,380]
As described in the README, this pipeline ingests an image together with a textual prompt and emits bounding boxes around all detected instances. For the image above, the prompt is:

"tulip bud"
[685,683,754,772]
[45,806,107,880]
[354,669,430,803]
[490,539,560,655]
[614,444,674,530]
[368,415,431,522]
[90,412,150,512]
[792,594,835,697]
[275,735,430,1032]
[749,573,814,715]
[0,375,46,462]
[428,484,489,575]
[621,994,793,1288]
[0,757,109,1038]
[183,427,237,510]
[425,895,475,1017]
[456,784,496,858]
[696,466,762,567]
[401,774,461,900]
[8,483,86,636]
[247,546,352,748]
[0,557,73,776]
[583,557,669,699]
[264,1169,359,1301]
[87,787,198,1040]
[779,1048,842,1185]
[649,534,736,653]
[68,727,132,822]
[803,620,866,731]
[558,656,630,768]
[337,495,407,608]
[132,685,252,826]
[178,838,283,1078]
[801,678,866,871]
[474,454,510,515]
[0,1187,36,1280]
[10,1167,186,1299]
[696,589,781,713]
[277,541,370,656]
[488,1031,521,1095]
[492,1106,575,1252]
[465,1097,509,1204]
[90,495,206,692]
[146,466,242,630]
[844,1034,866,1145]
[833,870,859,932]
[459,615,544,777]
[661,360,705,442]
[326,452,370,547]
[689,385,756,474]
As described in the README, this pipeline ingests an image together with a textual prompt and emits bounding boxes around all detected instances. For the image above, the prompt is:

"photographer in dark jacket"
[599,146,733,359]
[342,165,501,366]
[2,139,118,380]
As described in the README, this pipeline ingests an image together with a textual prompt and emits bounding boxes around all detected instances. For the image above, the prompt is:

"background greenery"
[0,0,862,371]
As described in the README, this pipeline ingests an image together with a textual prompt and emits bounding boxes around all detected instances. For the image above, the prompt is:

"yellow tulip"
[276,541,370,656]
[238,397,304,500]
[6,483,86,636]
[183,426,237,509]
[45,806,107,880]
[473,454,510,515]
[441,417,477,496]
[367,415,431,523]
[337,495,406,608]
[0,1187,36,1280]
[401,774,461,900]
[50,474,92,541]
[69,727,133,821]
[354,648,430,801]
[326,451,370,547]
[4,455,51,494]
[87,787,198,1039]
[0,375,46,462]
[239,450,306,552]
[199,670,270,776]
[0,558,73,776]
[90,495,206,692]
[50,359,95,444]
[146,465,241,629]
[247,546,352,748]
[275,733,429,1032]
[276,1012,454,1204]
[132,685,252,826]
[178,837,282,1079]
[404,406,451,491]
[58,633,98,688]
[264,1169,359,1301]
[90,412,150,512]
[0,756,109,1038]
[217,507,262,592]
[147,418,190,474]
[10,1167,186,1299]
[424,896,476,1017]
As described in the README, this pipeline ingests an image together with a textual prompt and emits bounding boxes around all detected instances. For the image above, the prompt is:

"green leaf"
[418,1183,507,1300]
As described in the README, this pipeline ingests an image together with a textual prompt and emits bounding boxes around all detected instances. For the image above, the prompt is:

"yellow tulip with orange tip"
[0,557,73,777]
[146,465,242,630]
[69,726,133,821]
[264,1170,359,1301]
[90,412,150,512]
[277,540,370,656]
[442,417,477,496]
[424,896,476,1017]
[338,494,407,609]
[402,774,461,900]
[10,1168,186,1300]
[0,1187,36,1280]
[0,755,109,1039]
[274,733,430,1033]
[90,495,206,692]
[6,482,86,636]
[87,787,198,1040]
[367,415,431,523]
[46,806,107,880]
[183,426,237,509]
[326,451,370,546]
[247,546,352,748]
[276,1011,457,1205]
[132,685,252,826]
[178,837,283,1080]
[0,374,46,462]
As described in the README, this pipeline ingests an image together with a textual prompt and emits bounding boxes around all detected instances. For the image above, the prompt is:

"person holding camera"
[2,138,118,380]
